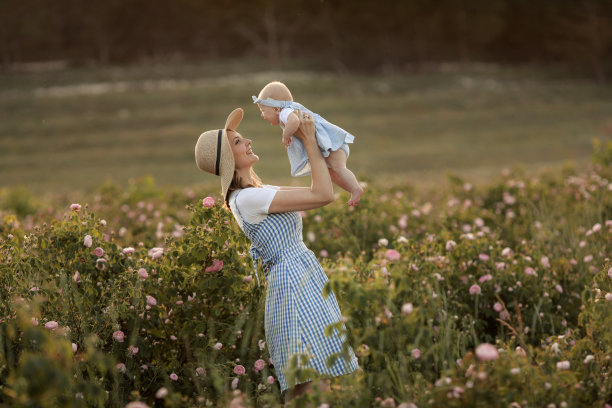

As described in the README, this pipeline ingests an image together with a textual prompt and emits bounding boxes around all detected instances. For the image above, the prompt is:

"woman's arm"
[268,113,334,213]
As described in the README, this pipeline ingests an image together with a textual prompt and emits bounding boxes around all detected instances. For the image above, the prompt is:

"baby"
[252,81,363,206]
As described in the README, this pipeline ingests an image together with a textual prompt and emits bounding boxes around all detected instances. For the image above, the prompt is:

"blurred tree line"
[1,0,611,81]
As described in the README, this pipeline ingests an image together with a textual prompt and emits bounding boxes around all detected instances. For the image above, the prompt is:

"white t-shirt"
[279,107,295,127]
[229,185,280,225]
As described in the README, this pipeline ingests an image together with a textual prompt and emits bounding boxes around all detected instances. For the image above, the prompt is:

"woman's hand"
[292,110,316,145]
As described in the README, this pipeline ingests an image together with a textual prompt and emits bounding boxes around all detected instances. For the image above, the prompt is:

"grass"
[1,62,611,194]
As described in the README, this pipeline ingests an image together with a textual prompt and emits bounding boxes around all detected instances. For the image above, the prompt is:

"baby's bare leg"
[326,149,363,206]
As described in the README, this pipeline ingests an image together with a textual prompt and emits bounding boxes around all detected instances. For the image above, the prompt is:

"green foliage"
[0,156,611,407]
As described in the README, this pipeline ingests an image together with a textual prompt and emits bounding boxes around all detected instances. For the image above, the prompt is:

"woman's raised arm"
[268,112,334,213]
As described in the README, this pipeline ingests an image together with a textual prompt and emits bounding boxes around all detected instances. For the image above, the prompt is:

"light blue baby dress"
[229,187,359,392]
[252,96,355,177]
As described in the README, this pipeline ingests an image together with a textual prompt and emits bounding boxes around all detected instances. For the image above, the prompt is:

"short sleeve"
[279,107,295,126]
[229,186,279,225]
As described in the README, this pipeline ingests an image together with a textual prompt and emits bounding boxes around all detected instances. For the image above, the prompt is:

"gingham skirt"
[264,242,359,392]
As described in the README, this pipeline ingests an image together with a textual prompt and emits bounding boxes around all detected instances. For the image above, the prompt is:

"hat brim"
[219,131,234,201]
[225,108,243,132]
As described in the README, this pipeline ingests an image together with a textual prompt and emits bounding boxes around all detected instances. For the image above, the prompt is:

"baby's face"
[257,104,279,126]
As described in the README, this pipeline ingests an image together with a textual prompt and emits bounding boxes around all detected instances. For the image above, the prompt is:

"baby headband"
[252,96,293,109]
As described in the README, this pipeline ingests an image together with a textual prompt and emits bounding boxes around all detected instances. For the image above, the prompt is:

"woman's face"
[227,130,259,169]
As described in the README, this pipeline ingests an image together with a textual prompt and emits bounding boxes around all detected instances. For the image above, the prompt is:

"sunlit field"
[1,63,611,194]
[1,63,612,407]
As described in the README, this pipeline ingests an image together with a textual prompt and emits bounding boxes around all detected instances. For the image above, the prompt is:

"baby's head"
[256,81,293,126]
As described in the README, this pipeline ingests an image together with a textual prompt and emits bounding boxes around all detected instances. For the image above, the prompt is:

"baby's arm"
[281,111,301,147]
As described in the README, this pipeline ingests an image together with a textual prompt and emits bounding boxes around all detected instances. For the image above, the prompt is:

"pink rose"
[146,295,157,306]
[478,253,490,261]
[385,249,401,261]
[202,197,215,207]
[469,284,481,295]
[73,271,81,282]
[113,330,125,342]
[149,247,164,260]
[267,376,274,384]
[411,348,421,359]
[93,247,104,257]
[72,343,78,353]
[205,259,223,273]
[83,235,92,248]
[137,268,149,280]
[233,364,246,375]
[213,342,223,350]
[70,203,82,211]
[45,321,58,330]
[478,274,492,283]
[401,303,413,315]
[475,343,499,361]
[116,363,126,373]
[445,240,457,251]
[493,302,503,312]
[170,373,178,381]
[243,275,253,283]
[254,359,266,371]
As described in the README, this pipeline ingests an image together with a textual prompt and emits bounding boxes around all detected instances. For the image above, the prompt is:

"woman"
[194,108,359,402]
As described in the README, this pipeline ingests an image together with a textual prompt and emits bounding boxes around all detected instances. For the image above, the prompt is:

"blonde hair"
[224,169,262,210]
[258,81,293,102]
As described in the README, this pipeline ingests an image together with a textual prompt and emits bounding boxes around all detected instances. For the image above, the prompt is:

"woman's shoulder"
[230,186,279,224]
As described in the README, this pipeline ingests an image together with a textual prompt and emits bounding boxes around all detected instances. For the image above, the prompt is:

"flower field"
[1,142,611,408]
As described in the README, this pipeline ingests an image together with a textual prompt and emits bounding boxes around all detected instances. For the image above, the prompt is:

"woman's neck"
[235,167,253,187]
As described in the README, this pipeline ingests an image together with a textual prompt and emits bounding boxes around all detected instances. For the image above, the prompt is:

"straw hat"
[195,108,244,200]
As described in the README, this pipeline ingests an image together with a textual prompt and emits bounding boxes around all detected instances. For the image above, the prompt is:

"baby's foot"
[347,186,364,206]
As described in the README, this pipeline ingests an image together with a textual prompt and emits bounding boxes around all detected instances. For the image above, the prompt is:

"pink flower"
[45,321,58,330]
[556,361,570,370]
[146,295,157,306]
[170,373,178,381]
[445,240,457,251]
[493,302,503,312]
[73,271,81,282]
[195,367,206,376]
[70,203,82,211]
[137,268,149,280]
[123,247,135,255]
[583,254,593,263]
[267,376,274,384]
[541,256,550,268]
[592,223,601,232]
[128,345,139,355]
[125,403,149,408]
[233,365,246,375]
[320,249,329,258]
[202,197,215,207]
[411,348,421,359]
[401,303,413,315]
[496,262,505,270]
[213,342,223,350]
[116,363,126,373]
[524,267,537,277]
[72,343,78,353]
[478,274,492,283]
[243,275,253,283]
[254,359,266,371]
[155,387,169,399]
[83,235,92,248]
[231,377,239,389]
[385,249,401,261]
[93,247,104,257]
[205,259,223,273]
[113,330,125,342]
[149,247,164,260]
[608,267,612,278]
[478,253,490,261]
[475,343,499,361]
[469,284,481,295]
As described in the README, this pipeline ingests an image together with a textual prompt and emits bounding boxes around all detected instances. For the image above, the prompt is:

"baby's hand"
[282,134,292,148]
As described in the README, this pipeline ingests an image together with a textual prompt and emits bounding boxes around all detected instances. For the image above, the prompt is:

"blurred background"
[1,0,611,194]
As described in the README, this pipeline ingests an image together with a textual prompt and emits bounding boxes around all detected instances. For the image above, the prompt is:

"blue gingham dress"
[252,97,355,177]
[230,188,359,392]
